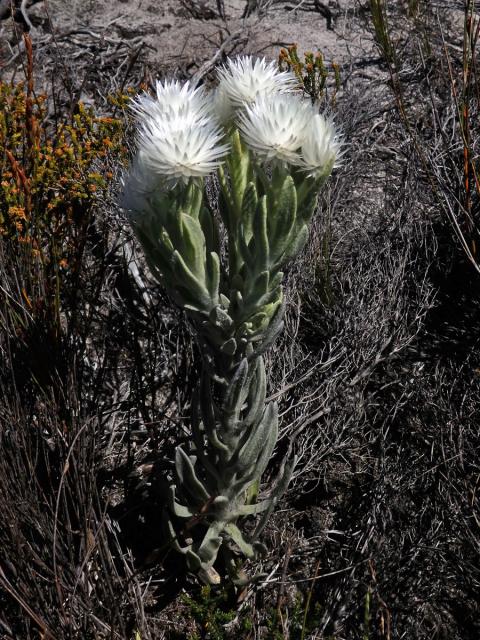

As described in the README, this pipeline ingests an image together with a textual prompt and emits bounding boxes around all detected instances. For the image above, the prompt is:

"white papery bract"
[299,113,342,178]
[217,56,297,113]
[132,79,214,124]
[130,80,229,186]
[137,118,229,184]
[237,93,314,165]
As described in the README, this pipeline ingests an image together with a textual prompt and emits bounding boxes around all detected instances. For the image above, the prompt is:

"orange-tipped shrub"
[0,35,129,343]
[278,43,340,105]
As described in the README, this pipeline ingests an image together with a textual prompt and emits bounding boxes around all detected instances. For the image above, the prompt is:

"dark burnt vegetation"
[0,1,479,638]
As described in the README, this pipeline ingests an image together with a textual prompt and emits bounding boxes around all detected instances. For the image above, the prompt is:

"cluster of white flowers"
[216,57,342,174]
[122,56,342,204]
[238,94,342,175]
[130,79,229,188]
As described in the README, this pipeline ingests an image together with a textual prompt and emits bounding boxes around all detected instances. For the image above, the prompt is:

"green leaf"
[184,179,203,218]
[175,447,210,504]
[165,517,190,555]
[271,175,297,237]
[173,286,210,314]
[253,195,269,271]
[209,306,234,331]
[172,250,211,310]
[228,129,251,215]
[248,296,285,359]
[244,358,266,427]
[249,270,269,299]
[159,228,175,253]
[200,374,230,454]
[191,391,222,481]
[220,337,237,355]
[297,178,320,222]
[220,293,230,307]
[283,224,309,262]
[168,486,195,519]
[237,401,277,473]
[185,549,202,571]
[199,206,220,254]
[241,181,258,242]
[179,213,206,280]
[252,458,295,541]
[197,522,224,564]
[210,496,230,520]
[217,164,235,230]
[252,402,279,478]
[224,523,255,558]
[270,271,283,289]
[270,175,297,263]
[135,226,172,278]
[238,500,271,516]
[237,224,255,272]
[222,359,249,433]
[206,251,220,303]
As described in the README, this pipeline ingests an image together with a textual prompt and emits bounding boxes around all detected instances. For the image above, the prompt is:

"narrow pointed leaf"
[224,523,255,558]
[253,196,269,271]
[252,458,295,541]
[271,175,297,247]
[244,358,266,427]
[241,181,257,241]
[168,486,195,519]
[238,500,271,516]
[175,447,210,503]
[179,213,206,279]
[172,251,211,309]
[237,401,277,472]
[197,522,224,564]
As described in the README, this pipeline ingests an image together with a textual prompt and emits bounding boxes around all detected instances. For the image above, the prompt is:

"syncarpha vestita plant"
[121,56,342,583]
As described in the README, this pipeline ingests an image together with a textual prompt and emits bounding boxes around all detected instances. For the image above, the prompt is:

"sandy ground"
[51,0,372,64]
[2,1,377,90]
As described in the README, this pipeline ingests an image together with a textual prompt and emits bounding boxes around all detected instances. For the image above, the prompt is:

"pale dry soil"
[2,1,377,90]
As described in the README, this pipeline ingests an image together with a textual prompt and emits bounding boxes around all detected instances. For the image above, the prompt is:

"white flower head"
[131,79,214,125]
[129,80,229,187]
[237,93,314,165]
[217,56,297,113]
[300,113,343,178]
[137,118,229,185]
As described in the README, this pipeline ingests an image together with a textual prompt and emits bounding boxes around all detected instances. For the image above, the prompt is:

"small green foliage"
[369,0,396,64]
[278,43,340,105]
[265,594,324,640]
[182,584,256,638]
[182,585,236,640]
